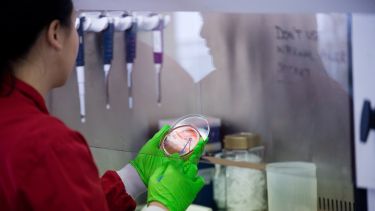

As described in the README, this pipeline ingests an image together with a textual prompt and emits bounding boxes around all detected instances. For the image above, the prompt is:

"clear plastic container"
[266,162,317,211]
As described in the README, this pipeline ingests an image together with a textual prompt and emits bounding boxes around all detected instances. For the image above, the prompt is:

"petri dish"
[161,114,210,157]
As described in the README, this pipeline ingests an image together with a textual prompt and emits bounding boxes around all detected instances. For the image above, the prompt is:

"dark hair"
[0,0,73,89]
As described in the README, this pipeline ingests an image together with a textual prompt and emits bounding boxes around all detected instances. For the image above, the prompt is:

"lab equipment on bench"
[101,14,115,110]
[74,12,171,115]
[75,16,86,123]
[125,16,137,109]
[152,15,164,106]
[74,12,109,122]
[112,12,135,109]
[136,13,170,106]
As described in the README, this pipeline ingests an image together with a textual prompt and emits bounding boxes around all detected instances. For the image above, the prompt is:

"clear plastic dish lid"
[172,114,210,141]
[161,114,210,157]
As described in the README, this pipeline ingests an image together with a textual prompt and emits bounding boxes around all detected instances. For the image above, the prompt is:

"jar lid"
[224,133,261,150]
[237,132,261,147]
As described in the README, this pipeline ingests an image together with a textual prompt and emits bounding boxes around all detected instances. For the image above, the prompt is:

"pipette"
[152,16,164,106]
[76,16,86,123]
[125,17,137,109]
[102,15,114,110]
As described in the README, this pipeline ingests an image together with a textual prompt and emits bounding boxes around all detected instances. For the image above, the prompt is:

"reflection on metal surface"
[173,12,215,83]
[316,14,349,93]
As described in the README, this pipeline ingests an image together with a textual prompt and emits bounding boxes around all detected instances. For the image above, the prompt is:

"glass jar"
[213,152,226,210]
[213,133,267,211]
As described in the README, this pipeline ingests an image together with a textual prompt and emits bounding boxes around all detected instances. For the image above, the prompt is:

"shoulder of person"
[9,114,99,188]
[14,113,90,161]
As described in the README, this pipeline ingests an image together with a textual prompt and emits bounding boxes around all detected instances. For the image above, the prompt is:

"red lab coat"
[0,78,136,210]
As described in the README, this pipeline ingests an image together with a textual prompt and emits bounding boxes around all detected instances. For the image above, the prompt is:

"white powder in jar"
[213,165,226,209]
[226,153,267,211]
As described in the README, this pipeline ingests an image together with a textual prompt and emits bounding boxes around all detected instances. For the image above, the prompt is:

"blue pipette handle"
[125,23,137,63]
[76,17,85,66]
[103,21,114,65]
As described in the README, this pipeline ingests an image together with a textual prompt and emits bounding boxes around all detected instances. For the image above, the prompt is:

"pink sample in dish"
[161,125,200,157]
[160,114,210,158]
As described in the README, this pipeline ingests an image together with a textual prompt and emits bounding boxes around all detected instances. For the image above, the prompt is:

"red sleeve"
[101,171,137,211]
[13,122,136,211]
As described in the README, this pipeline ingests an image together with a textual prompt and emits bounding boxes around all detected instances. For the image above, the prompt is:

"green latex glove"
[130,125,171,186]
[187,139,206,164]
[147,154,205,211]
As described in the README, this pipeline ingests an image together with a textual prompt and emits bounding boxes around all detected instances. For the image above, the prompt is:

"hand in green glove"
[147,156,205,211]
[147,141,206,211]
[186,139,206,164]
[130,125,171,186]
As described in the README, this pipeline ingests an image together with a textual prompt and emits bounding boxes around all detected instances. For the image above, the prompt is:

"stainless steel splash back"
[200,13,352,201]
[50,13,352,201]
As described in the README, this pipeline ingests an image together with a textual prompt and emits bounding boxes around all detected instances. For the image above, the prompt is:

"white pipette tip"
[128,97,133,109]
[106,104,111,110]
[104,64,111,72]
[157,102,162,107]
[81,117,86,123]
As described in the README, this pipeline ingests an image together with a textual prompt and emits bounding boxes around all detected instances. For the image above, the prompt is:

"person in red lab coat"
[0,0,205,210]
